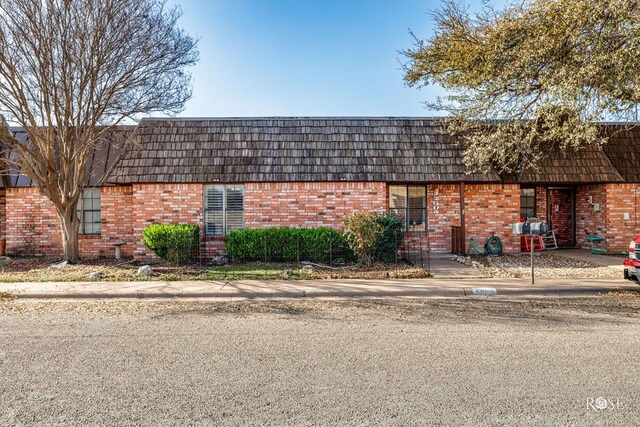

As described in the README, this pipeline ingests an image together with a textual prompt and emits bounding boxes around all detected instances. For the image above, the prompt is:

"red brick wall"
[131,183,205,258]
[4,187,138,258]
[604,184,640,252]
[244,182,468,254]
[128,183,226,259]
[465,184,520,253]
[79,186,135,258]
[132,182,388,259]
[427,184,461,253]
[575,185,606,249]
[0,189,5,240]
[2,182,388,259]
[549,189,574,246]
[5,187,61,256]
[16,180,638,258]
[244,182,387,229]
[535,186,547,221]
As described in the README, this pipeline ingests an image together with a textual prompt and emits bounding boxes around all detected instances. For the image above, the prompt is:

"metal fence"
[226,235,356,266]
[205,231,432,274]
[398,231,431,274]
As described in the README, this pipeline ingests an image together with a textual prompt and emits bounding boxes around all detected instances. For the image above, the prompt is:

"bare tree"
[0,0,198,261]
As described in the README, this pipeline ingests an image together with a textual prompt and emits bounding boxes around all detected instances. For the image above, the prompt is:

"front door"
[548,188,576,247]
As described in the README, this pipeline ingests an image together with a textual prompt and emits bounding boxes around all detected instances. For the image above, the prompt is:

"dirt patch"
[605,289,640,298]
[0,257,426,282]
[0,291,15,302]
[1,296,639,325]
[0,257,206,282]
[305,264,427,280]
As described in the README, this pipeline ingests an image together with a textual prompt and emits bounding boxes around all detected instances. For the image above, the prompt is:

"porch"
[519,184,635,253]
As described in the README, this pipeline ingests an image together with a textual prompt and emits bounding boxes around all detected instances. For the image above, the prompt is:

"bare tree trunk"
[59,206,80,263]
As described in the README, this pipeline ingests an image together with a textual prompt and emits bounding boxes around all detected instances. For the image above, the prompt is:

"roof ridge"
[140,116,446,121]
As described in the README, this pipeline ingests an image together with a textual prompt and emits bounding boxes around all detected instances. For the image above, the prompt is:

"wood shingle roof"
[518,145,624,184]
[108,118,501,184]
[601,126,640,183]
[5,118,640,186]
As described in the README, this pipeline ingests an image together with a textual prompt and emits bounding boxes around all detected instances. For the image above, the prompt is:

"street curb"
[4,286,623,300]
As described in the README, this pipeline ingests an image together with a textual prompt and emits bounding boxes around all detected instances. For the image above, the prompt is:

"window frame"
[203,184,245,237]
[520,187,537,220]
[388,184,427,233]
[77,188,101,236]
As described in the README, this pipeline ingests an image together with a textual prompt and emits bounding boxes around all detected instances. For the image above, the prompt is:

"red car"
[623,236,640,283]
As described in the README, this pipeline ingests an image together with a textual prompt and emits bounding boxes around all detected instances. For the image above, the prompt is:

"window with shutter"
[204,184,244,236]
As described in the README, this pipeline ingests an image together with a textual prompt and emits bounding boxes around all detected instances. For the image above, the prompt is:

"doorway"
[547,188,576,247]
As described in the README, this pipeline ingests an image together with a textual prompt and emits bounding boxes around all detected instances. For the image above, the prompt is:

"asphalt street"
[1,296,639,426]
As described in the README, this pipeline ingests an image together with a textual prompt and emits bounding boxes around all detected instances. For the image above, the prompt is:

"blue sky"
[167,0,457,118]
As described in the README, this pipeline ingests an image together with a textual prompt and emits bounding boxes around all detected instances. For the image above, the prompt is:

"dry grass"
[0,257,426,282]
[0,257,204,282]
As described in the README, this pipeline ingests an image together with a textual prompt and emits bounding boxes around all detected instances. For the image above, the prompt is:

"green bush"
[343,212,383,266]
[373,213,404,262]
[141,223,199,263]
[225,227,351,263]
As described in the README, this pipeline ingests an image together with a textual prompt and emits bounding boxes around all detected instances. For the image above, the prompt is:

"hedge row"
[141,223,200,263]
[140,214,404,265]
[225,227,351,263]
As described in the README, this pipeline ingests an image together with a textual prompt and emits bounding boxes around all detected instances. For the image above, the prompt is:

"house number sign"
[432,189,440,215]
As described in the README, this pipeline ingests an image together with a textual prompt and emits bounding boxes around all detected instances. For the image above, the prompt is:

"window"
[77,188,101,235]
[204,184,244,236]
[520,187,536,220]
[389,185,426,232]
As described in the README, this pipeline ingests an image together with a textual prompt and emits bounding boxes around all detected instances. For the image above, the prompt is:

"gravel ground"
[453,253,621,279]
[1,296,640,426]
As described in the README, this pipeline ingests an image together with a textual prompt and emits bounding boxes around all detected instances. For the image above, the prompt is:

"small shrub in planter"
[141,224,199,263]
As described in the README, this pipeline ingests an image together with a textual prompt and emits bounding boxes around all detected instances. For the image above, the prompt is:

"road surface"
[1,296,639,426]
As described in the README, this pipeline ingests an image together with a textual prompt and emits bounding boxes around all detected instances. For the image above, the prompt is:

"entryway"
[548,188,576,247]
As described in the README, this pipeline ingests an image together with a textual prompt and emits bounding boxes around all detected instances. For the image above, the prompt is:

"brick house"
[1,117,639,259]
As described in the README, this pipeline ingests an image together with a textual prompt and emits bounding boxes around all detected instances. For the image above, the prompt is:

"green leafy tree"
[403,0,640,174]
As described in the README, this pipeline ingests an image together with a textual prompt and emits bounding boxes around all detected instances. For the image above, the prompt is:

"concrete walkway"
[427,254,489,279]
[0,277,636,299]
